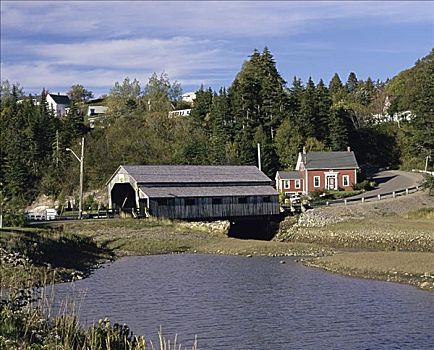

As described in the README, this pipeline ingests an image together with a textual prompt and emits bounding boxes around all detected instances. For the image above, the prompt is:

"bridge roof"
[139,185,277,198]
[122,165,272,185]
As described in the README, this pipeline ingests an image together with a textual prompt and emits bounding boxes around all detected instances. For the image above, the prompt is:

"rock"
[280,260,285,264]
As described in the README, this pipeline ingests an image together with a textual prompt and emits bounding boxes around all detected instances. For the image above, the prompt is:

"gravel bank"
[276,192,434,252]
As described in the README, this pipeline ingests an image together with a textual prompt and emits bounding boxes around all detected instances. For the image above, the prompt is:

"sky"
[1,1,433,97]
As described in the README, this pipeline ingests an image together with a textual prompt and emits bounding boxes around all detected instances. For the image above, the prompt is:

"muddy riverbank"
[277,192,434,291]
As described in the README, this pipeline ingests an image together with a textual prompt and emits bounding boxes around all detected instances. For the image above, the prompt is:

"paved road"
[346,170,424,200]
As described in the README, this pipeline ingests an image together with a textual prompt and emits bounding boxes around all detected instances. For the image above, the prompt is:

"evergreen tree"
[209,88,230,165]
[228,48,288,138]
[1,88,34,200]
[315,79,332,141]
[235,125,256,165]
[329,73,346,103]
[190,86,213,130]
[328,104,349,150]
[287,77,304,129]
[346,72,358,93]
[299,77,317,138]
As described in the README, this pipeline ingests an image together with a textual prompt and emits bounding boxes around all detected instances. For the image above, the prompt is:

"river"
[54,254,434,349]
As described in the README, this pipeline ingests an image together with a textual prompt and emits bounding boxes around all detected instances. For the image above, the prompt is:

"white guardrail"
[325,185,421,207]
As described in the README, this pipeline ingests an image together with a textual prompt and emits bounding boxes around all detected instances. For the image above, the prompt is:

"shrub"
[352,180,375,191]
[420,174,434,196]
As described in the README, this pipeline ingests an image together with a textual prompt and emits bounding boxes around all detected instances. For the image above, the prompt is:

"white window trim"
[314,176,320,188]
[343,175,350,187]
[294,179,301,189]
[284,180,290,189]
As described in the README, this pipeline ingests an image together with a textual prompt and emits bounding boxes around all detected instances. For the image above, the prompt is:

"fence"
[324,186,421,207]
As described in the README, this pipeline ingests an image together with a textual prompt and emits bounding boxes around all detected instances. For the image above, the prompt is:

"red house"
[276,149,359,195]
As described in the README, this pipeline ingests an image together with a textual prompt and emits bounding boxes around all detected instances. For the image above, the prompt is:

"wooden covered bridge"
[107,165,280,220]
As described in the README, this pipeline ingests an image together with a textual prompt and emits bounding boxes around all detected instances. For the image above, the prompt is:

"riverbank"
[58,218,332,257]
[0,226,112,288]
[304,252,434,291]
[276,192,434,291]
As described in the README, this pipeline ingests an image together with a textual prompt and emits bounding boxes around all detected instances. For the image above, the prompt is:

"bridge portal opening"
[111,183,137,210]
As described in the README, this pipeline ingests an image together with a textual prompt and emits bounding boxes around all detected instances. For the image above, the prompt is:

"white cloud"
[1,36,243,93]
[1,1,432,94]
[2,1,432,40]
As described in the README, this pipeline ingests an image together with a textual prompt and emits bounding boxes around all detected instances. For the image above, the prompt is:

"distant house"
[168,109,191,118]
[87,105,108,116]
[87,105,109,128]
[181,92,196,104]
[46,93,70,117]
[276,148,359,195]
[107,165,279,219]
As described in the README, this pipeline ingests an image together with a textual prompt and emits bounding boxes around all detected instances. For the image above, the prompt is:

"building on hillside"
[276,148,359,195]
[87,105,108,117]
[181,92,196,104]
[87,105,109,128]
[107,165,279,219]
[46,93,70,117]
[372,96,413,125]
[168,109,191,118]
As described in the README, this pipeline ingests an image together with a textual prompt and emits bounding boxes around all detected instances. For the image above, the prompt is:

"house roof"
[122,165,272,184]
[48,94,70,105]
[303,151,359,170]
[277,171,302,180]
[139,185,277,198]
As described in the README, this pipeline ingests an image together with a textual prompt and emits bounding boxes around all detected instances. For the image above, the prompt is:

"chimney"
[347,146,351,152]
[303,146,306,154]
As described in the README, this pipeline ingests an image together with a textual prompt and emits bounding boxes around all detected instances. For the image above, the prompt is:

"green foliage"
[67,84,93,103]
[275,119,303,170]
[352,180,376,191]
[420,174,434,196]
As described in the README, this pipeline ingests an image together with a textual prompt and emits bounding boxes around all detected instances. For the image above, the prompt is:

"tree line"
[1,48,432,210]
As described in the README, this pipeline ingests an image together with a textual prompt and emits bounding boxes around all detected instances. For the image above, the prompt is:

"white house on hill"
[46,93,70,117]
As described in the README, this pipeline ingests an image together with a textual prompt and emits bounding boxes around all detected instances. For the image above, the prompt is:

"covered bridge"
[107,165,279,220]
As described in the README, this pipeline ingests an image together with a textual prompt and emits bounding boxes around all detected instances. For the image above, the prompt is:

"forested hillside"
[1,48,433,210]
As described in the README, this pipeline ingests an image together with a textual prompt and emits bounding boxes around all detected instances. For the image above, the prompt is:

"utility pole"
[257,143,262,171]
[56,130,59,167]
[66,137,85,219]
[425,155,431,172]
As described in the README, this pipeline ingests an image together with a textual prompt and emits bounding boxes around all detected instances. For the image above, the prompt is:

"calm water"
[54,255,434,349]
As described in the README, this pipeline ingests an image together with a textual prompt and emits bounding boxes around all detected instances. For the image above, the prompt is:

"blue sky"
[1,1,433,97]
